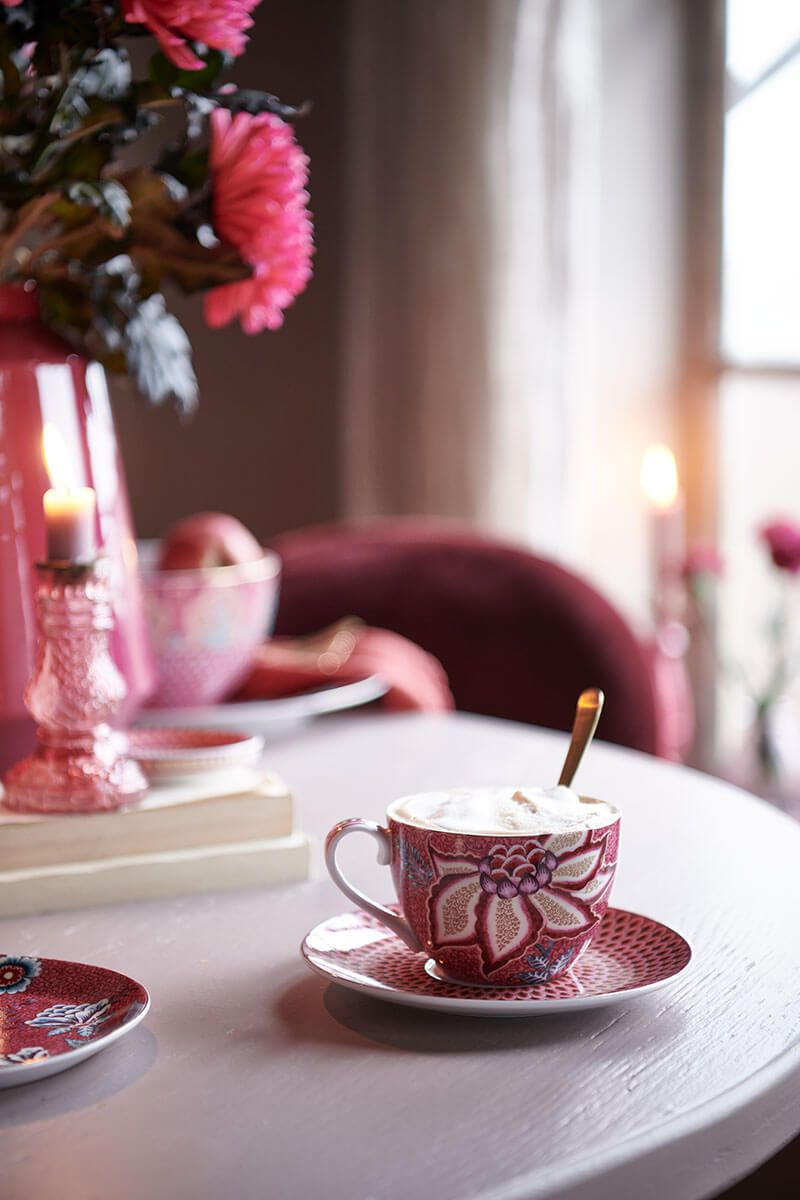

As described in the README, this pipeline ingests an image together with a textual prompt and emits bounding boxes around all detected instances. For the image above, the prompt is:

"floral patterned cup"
[325,794,620,986]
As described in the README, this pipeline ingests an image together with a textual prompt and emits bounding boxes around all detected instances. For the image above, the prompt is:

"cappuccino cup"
[325,786,620,986]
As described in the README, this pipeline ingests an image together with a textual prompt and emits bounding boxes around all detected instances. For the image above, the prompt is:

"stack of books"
[0,768,310,917]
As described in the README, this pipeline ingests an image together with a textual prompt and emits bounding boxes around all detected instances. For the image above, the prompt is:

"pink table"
[1,712,799,1200]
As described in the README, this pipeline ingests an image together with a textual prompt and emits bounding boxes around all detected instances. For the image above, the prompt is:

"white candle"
[641,443,685,621]
[43,486,97,562]
[42,425,97,563]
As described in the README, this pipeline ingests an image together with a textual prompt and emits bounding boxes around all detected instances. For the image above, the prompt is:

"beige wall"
[566,0,687,628]
[115,0,689,623]
[113,0,345,542]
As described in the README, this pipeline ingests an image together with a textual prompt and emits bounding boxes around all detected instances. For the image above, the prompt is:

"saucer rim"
[300,906,692,1018]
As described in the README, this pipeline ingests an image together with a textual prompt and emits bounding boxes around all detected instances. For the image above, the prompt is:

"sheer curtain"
[342,0,596,550]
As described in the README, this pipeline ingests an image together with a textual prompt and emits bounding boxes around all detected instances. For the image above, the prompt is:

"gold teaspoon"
[557,687,605,789]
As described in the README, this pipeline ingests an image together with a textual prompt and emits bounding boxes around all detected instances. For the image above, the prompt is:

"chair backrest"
[271,519,660,754]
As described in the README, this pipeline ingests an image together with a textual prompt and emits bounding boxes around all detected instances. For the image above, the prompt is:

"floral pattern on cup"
[0,955,42,995]
[428,829,614,974]
[515,940,580,986]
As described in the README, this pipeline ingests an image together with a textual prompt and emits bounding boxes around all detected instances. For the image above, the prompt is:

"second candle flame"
[641,443,679,510]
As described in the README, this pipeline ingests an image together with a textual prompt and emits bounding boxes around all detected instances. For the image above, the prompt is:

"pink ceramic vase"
[0,284,155,772]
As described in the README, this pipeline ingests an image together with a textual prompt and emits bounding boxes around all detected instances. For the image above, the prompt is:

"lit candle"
[641,443,685,622]
[42,424,97,563]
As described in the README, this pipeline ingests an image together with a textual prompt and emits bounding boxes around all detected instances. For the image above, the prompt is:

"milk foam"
[388,786,618,836]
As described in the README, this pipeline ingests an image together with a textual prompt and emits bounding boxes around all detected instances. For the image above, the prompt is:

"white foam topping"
[388,786,618,836]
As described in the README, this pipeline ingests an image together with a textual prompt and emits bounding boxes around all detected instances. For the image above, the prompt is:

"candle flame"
[42,424,78,491]
[641,444,679,509]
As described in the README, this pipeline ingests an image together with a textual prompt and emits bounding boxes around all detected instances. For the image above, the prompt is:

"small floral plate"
[301,907,691,1017]
[0,955,149,1087]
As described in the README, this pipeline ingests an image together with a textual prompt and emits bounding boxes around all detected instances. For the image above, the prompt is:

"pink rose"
[760,520,800,573]
[122,0,261,72]
[204,108,313,334]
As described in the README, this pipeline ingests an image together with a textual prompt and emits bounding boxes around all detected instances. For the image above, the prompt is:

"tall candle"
[42,424,97,563]
[641,443,685,622]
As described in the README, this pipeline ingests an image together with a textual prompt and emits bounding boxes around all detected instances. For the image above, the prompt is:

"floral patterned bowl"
[140,543,280,708]
[0,954,149,1088]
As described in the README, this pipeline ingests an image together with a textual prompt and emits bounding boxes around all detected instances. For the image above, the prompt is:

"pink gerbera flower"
[122,0,261,72]
[205,108,313,334]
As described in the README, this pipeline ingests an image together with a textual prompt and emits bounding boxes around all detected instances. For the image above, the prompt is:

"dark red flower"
[760,521,800,574]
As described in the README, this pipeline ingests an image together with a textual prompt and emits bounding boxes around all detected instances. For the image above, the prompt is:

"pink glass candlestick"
[2,561,147,814]
[0,283,155,774]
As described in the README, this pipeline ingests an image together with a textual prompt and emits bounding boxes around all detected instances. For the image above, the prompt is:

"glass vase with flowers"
[0,0,314,768]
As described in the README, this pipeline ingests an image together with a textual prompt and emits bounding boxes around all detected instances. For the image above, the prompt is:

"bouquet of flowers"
[0,0,314,410]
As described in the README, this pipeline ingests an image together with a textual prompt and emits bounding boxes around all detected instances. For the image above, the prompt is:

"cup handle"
[324,818,423,952]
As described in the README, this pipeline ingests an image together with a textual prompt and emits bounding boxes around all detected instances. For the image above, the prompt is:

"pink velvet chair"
[271,519,662,755]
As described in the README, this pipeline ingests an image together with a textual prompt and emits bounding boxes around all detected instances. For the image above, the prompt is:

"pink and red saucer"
[301,907,691,1017]
[0,956,149,1087]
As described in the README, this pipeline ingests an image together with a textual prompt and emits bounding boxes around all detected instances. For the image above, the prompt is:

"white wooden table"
[1,712,799,1200]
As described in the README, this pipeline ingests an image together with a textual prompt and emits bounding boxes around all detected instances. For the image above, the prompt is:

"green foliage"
[148,48,229,93]
[215,89,309,120]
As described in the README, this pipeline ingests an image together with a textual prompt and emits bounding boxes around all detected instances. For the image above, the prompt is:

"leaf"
[1,3,34,35]
[124,168,183,217]
[66,179,131,227]
[124,294,197,412]
[38,280,93,334]
[148,47,228,93]
[27,217,124,270]
[214,89,310,120]
[133,244,249,294]
[0,32,22,101]
[159,146,209,193]
[70,48,132,102]
[33,104,121,179]
[129,213,250,293]
[56,138,112,182]
[132,81,179,111]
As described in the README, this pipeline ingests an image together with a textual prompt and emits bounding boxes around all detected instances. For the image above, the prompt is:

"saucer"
[126,727,264,782]
[0,956,149,1087]
[301,907,691,1017]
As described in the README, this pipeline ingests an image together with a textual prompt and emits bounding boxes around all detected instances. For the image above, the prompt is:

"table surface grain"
[1,712,799,1200]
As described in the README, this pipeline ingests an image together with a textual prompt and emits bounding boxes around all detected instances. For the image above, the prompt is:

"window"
[716,0,800,760]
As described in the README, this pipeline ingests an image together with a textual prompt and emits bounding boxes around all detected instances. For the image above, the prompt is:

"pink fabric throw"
[236,621,454,712]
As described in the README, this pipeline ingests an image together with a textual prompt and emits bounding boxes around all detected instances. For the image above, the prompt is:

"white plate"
[137,675,387,734]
